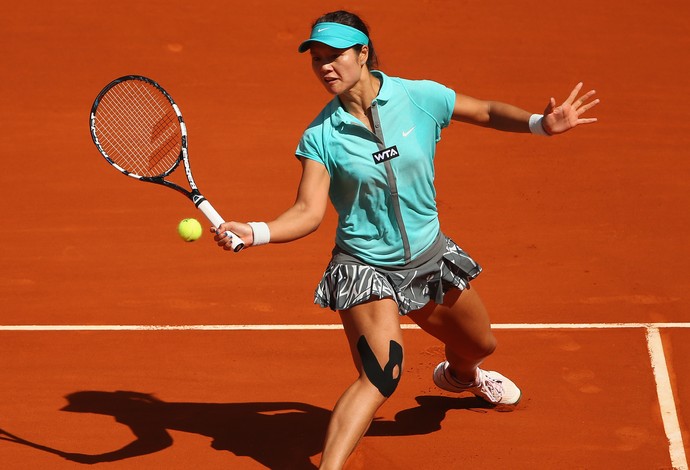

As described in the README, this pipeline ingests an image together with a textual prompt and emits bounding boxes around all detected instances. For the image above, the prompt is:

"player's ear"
[359,45,369,66]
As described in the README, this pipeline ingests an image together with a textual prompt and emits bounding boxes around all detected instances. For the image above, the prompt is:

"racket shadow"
[0,391,490,468]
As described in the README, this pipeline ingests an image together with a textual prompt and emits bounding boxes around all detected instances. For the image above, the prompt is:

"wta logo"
[372,145,400,164]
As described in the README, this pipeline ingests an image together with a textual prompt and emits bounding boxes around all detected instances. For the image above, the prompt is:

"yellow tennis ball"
[177,218,202,242]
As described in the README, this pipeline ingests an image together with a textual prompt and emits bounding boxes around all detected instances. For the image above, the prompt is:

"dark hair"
[313,10,379,69]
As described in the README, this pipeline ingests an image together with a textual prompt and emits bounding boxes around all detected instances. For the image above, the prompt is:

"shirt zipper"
[369,101,412,263]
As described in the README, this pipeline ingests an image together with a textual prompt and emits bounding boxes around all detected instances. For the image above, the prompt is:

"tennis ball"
[177,218,202,242]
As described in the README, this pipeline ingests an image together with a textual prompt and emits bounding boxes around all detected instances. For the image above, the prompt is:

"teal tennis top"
[296,71,456,266]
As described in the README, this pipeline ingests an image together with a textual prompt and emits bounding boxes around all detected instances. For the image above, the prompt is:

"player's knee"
[357,335,404,398]
[452,333,497,361]
[478,334,498,358]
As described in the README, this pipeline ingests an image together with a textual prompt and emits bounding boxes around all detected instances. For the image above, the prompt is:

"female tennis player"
[213,10,599,469]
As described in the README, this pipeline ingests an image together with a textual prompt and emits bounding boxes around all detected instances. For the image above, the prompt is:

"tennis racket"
[89,75,244,251]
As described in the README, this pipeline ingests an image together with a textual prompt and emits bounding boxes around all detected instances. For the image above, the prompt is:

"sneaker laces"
[476,370,505,402]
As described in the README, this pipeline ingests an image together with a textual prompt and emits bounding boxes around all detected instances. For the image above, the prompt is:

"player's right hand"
[212,222,254,250]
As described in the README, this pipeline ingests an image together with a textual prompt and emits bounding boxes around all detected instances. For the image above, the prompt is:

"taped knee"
[356,335,403,398]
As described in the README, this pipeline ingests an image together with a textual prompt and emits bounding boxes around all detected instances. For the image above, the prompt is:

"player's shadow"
[0,391,491,469]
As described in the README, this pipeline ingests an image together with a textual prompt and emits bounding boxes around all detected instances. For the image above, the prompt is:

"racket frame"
[90,75,244,251]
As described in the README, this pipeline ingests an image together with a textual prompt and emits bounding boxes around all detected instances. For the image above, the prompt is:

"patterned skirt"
[314,233,482,315]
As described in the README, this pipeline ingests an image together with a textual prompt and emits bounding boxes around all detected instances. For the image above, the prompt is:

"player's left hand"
[542,82,599,135]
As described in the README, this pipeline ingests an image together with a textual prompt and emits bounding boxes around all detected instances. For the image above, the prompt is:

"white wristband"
[248,222,270,246]
[529,114,551,136]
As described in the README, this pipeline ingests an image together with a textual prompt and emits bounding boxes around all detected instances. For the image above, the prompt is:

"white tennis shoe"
[433,361,521,406]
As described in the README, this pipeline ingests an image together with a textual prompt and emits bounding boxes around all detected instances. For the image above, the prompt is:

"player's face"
[310,43,366,95]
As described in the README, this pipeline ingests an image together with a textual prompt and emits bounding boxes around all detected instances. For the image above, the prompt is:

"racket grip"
[197,200,245,252]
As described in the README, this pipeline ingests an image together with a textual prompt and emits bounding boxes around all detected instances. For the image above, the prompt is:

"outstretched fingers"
[545,82,600,133]
[575,91,600,115]
[564,82,585,106]
[569,84,599,114]
[573,88,600,126]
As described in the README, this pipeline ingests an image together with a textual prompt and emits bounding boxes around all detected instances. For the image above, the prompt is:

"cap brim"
[298,37,360,53]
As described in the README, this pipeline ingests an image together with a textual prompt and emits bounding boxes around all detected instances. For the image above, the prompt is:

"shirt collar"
[371,70,392,103]
[330,70,391,128]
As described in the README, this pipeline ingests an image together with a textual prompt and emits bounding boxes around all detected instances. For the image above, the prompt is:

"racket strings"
[94,80,182,177]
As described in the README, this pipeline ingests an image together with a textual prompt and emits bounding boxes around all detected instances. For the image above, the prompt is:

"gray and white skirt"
[314,233,482,315]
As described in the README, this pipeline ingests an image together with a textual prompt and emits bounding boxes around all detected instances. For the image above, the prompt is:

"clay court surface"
[1,1,689,468]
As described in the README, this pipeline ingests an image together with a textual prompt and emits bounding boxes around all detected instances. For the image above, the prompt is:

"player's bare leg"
[408,287,520,405]
[319,298,403,470]
[408,287,495,381]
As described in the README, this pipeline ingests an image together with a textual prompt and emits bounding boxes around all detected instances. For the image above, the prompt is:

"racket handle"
[197,200,245,252]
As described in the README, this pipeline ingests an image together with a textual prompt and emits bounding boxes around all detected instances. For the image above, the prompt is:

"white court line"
[1,321,688,467]
[0,324,344,331]
[1,322,690,331]
[646,327,688,470]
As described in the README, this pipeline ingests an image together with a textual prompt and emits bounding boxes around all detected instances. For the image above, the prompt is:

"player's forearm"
[267,202,325,243]
[453,94,532,133]
[485,101,533,132]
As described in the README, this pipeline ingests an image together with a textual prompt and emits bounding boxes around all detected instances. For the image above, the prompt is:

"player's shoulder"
[377,72,455,109]
[304,97,341,132]
[391,75,454,97]
[296,98,342,162]
[379,72,456,128]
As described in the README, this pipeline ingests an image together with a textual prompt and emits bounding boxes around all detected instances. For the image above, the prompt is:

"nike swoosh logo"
[317,27,329,33]
[402,127,415,137]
